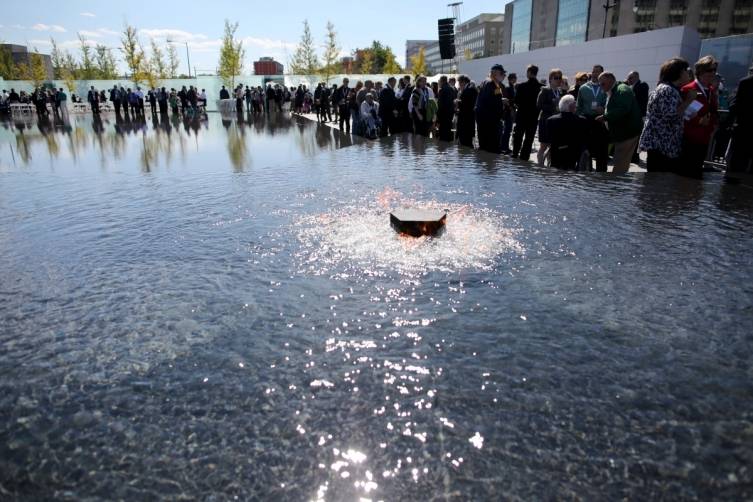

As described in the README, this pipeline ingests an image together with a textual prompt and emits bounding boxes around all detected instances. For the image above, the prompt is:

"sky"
[0,0,511,74]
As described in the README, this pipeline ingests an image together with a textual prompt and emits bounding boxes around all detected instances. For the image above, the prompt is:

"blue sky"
[0,0,511,74]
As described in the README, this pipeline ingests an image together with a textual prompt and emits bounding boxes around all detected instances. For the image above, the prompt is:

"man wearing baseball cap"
[474,64,508,153]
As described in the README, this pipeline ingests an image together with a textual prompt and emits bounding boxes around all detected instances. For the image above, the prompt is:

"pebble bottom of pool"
[1,112,752,501]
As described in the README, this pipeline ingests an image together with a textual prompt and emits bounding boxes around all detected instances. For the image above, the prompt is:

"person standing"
[334,78,351,133]
[158,87,168,115]
[111,86,121,115]
[411,76,431,137]
[455,75,478,148]
[88,86,100,114]
[547,95,588,170]
[680,56,720,178]
[627,71,649,163]
[378,77,397,136]
[596,72,643,174]
[56,88,69,123]
[437,75,456,142]
[639,58,694,173]
[475,64,507,154]
[726,67,753,175]
[399,75,414,133]
[148,88,157,114]
[577,65,609,171]
[319,84,332,122]
[500,73,517,154]
[512,65,542,160]
[536,69,564,166]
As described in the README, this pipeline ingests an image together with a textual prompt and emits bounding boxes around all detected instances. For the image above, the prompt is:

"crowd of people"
[2,54,751,175]
[279,56,751,177]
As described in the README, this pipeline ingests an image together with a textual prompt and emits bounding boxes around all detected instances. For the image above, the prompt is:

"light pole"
[167,39,191,78]
[602,1,619,39]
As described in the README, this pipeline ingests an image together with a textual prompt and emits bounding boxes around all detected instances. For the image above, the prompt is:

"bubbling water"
[295,192,523,276]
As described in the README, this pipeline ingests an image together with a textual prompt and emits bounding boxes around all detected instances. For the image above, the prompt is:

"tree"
[61,52,78,93]
[289,20,319,75]
[358,50,374,74]
[149,39,168,79]
[218,19,244,89]
[18,50,48,87]
[122,24,146,84]
[79,33,96,80]
[409,47,427,77]
[318,21,340,84]
[95,44,118,79]
[383,50,402,74]
[0,43,15,79]
[50,38,64,79]
[167,44,180,78]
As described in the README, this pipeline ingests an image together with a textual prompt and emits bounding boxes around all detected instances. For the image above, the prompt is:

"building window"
[633,0,658,33]
[510,0,533,53]
[732,0,753,34]
[555,0,589,46]
[667,0,687,26]
[698,0,721,38]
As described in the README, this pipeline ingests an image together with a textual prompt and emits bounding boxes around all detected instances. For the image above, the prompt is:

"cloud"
[139,28,209,43]
[78,30,103,38]
[241,36,296,52]
[11,24,25,29]
[32,23,66,33]
[80,12,96,17]
[30,38,98,50]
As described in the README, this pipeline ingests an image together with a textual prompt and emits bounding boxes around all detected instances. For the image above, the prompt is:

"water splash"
[295,193,523,276]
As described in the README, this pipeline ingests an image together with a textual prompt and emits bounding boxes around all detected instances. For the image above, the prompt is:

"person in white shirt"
[360,92,380,139]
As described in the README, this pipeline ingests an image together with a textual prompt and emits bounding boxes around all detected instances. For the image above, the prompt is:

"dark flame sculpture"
[390,209,447,237]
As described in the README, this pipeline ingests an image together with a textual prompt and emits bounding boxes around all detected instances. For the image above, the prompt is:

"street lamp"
[602,1,619,39]
[166,38,191,78]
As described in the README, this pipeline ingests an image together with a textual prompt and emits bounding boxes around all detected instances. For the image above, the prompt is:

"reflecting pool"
[1,112,753,500]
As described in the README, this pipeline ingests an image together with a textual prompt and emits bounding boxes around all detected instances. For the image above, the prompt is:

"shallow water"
[1,112,752,500]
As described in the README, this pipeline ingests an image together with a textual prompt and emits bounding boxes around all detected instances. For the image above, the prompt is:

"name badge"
[591,101,599,110]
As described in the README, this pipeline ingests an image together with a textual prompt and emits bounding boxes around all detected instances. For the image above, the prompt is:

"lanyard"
[591,82,601,100]
[694,79,708,100]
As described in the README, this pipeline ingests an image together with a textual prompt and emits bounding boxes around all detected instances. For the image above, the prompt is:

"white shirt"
[360,100,379,118]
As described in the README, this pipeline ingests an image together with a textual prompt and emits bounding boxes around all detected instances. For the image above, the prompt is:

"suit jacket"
[457,84,478,131]
[547,112,588,169]
[514,78,542,117]
[87,90,98,103]
[632,80,649,117]
[378,85,396,119]
[729,75,753,134]
[437,83,455,121]
[475,78,505,123]
[334,85,349,106]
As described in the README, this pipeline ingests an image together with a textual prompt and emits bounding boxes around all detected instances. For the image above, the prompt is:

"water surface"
[1,112,752,500]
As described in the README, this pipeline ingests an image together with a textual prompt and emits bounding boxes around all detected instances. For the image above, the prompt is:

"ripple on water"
[295,193,523,276]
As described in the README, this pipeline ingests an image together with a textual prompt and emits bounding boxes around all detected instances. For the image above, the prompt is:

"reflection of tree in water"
[226,120,249,172]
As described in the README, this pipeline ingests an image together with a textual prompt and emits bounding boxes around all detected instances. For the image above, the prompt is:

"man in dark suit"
[501,73,517,154]
[513,65,542,160]
[727,68,753,175]
[456,75,478,148]
[475,64,507,153]
[334,78,350,132]
[379,77,397,136]
[547,94,588,169]
[219,86,230,100]
[437,75,456,142]
[87,86,99,114]
[399,75,414,133]
[627,71,649,163]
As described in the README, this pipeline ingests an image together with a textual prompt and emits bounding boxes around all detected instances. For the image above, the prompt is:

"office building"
[253,57,283,75]
[503,0,753,55]
[457,13,506,59]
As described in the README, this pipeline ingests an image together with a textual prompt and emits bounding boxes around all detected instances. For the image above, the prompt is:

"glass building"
[555,0,590,46]
[510,0,533,53]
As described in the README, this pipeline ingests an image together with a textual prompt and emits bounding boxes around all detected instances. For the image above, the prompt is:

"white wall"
[459,26,702,89]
